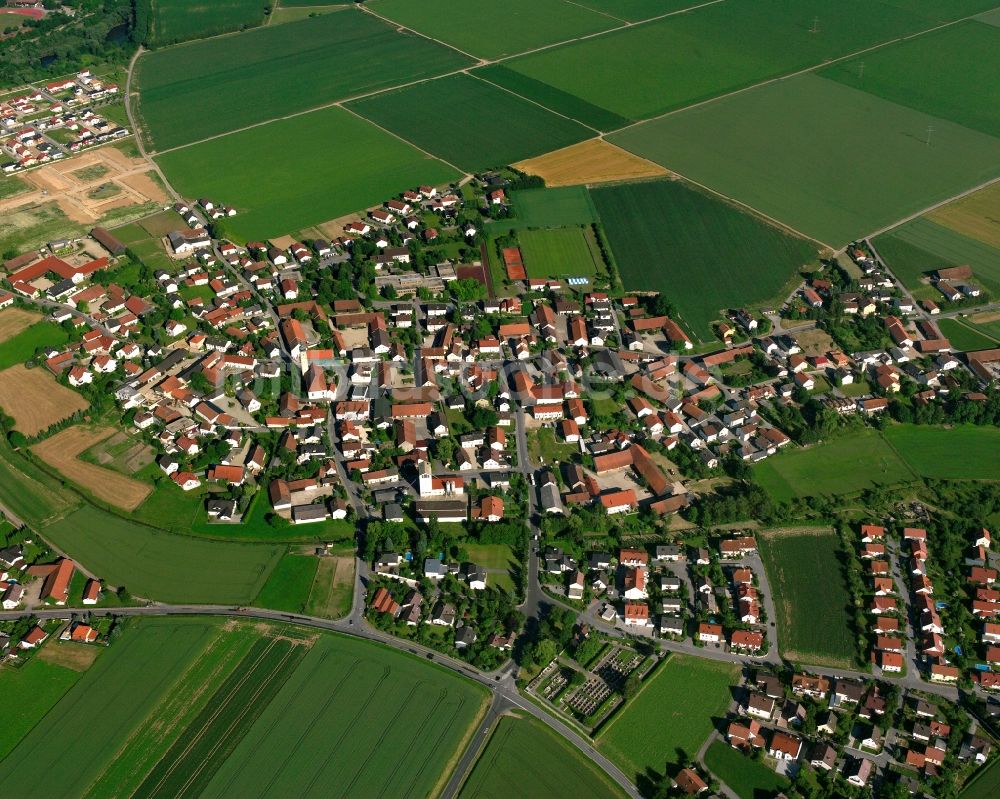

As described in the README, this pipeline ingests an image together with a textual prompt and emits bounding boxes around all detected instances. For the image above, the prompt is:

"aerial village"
[2,164,1000,796]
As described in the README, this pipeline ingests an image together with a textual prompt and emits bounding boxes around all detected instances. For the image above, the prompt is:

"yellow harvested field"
[928,182,1000,249]
[31,425,152,512]
[0,308,41,343]
[0,365,88,436]
[513,139,669,187]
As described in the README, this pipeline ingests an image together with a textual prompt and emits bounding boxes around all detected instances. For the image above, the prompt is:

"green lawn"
[460,716,628,799]
[519,227,602,279]
[41,505,284,604]
[137,10,472,150]
[598,654,737,779]
[883,424,1000,481]
[156,105,459,241]
[144,0,267,47]
[251,553,318,612]
[511,186,598,228]
[610,73,1000,246]
[874,217,1000,294]
[753,428,917,502]
[0,657,88,760]
[464,544,517,571]
[759,528,857,667]
[0,322,70,369]
[704,740,789,799]
[368,0,617,59]
[591,179,817,339]
[529,427,581,465]
[937,318,999,352]
[500,0,970,122]
[821,21,1000,139]
[0,618,225,797]
[198,633,489,799]
[347,74,595,173]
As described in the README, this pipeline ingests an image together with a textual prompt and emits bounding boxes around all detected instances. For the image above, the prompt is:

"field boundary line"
[466,72,602,134]
[358,3,485,63]
[561,0,629,24]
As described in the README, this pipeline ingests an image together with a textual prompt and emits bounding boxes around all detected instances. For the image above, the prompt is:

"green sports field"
[598,654,737,779]
[347,74,595,173]
[0,657,88,761]
[704,740,790,799]
[611,74,1000,246]
[499,0,969,122]
[883,424,1000,481]
[874,217,1000,293]
[156,106,459,240]
[591,179,817,339]
[460,716,628,799]
[144,0,267,48]
[821,21,1000,139]
[368,0,617,59]
[759,528,857,667]
[753,428,917,502]
[136,11,472,150]
[198,634,488,799]
[512,186,598,228]
[41,505,284,604]
[519,227,602,280]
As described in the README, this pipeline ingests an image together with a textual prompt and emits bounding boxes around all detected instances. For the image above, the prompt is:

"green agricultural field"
[874,218,1000,293]
[883,424,1000,481]
[143,0,267,48]
[460,716,628,799]
[822,21,1000,139]
[598,655,737,779]
[611,74,1000,246]
[473,65,630,132]
[512,186,598,228]
[704,740,790,799]
[758,528,857,667]
[591,180,817,339]
[0,175,29,199]
[157,106,459,240]
[962,754,1000,799]
[519,227,602,279]
[0,322,70,369]
[0,618,224,797]
[570,0,705,22]
[753,428,916,502]
[0,441,79,527]
[500,0,963,122]
[368,0,616,59]
[134,636,309,799]
[937,318,999,352]
[41,505,284,603]
[198,634,489,799]
[0,657,87,760]
[252,553,318,612]
[136,11,472,150]
[347,74,595,173]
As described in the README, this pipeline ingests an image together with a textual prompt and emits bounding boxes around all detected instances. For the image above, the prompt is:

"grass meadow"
[156,106,459,240]
[611,74,1000,246]
[821,21,1000,139]
[937,318,999,351]
[511,186,598,227]
[704,740,790,799]
[758,528,857,667]
[0,618,225,797]
[144,0,267,48]
[199,634,488,799]
[137,11,472,150]
[251,553,319,613]
[883,424,1000,481]
[460,716,628,799]
[753,428,916,502]
[347,74,595,173]
[0,657,88,760]
[591,179,816,339]
[928,180,1000,250]
[598,654,737,780]
[41,505,284,603]
[874,218,1000,293]
[368,0,616,59]
[0,321,69,370]
[961,754,1000,799]
[0,439,80,527]
[519,227,602,279]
